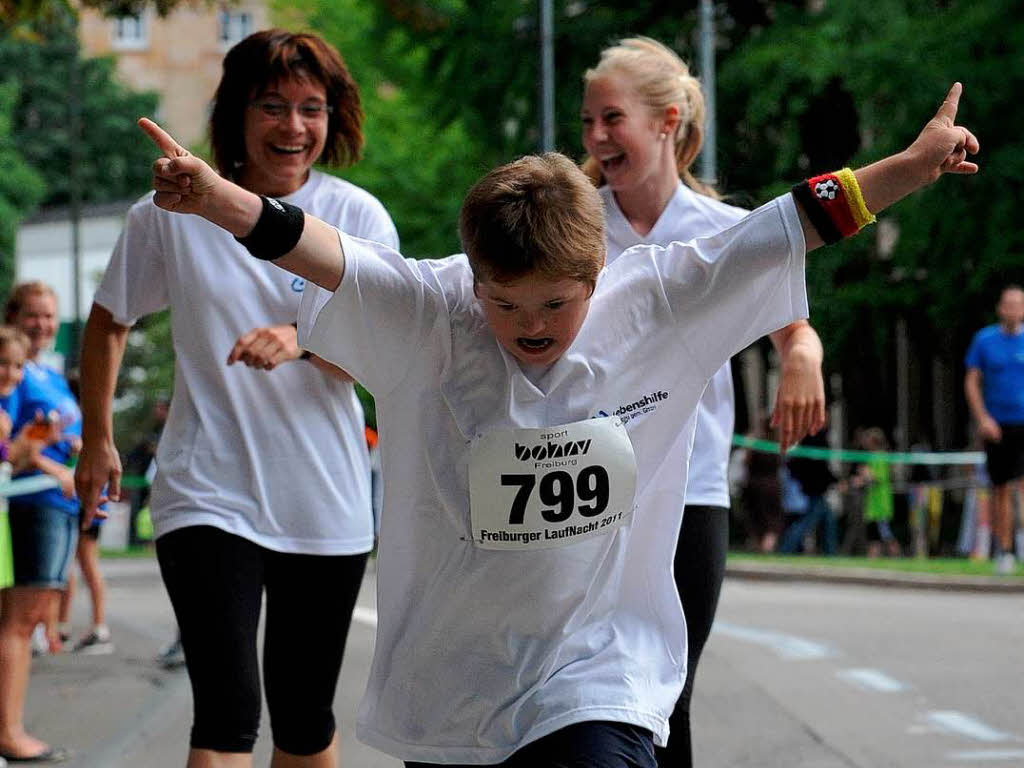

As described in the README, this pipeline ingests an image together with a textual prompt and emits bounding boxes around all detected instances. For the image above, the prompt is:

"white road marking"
[925,711,1015,742]
[713,621,834,660]
[947,749,1024,761]
[836,667,907,693]
[352,605,378,628]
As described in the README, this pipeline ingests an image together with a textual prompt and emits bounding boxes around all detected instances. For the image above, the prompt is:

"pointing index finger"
[138,117,186,159]
[935,82,962,124]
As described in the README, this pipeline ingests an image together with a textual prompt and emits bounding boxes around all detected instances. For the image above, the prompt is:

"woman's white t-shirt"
[301,193,807,762]
[94,171,398,554]
[602,183,749,508]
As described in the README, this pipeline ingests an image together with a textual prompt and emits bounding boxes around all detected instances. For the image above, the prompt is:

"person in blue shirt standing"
[965,284,1024,574]
[0,281,76,763]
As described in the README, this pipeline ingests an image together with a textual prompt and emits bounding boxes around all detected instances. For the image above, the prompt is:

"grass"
[728,551,1023,578]
[100,544,156,559]
[101,543,1021,579]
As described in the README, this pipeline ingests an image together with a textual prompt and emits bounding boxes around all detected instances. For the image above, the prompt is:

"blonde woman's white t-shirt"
[602,183,749,508]
[94,171,398,554]
[301,193,807,762]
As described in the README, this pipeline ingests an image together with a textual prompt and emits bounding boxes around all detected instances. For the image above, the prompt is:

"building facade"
[78,1,269,146]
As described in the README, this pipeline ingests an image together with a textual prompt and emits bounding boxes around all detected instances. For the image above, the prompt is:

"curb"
[725,561,1024,594]
[104,553,1024,594]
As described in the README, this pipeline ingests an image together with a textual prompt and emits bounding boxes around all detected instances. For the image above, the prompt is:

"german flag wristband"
[791,168,876,245]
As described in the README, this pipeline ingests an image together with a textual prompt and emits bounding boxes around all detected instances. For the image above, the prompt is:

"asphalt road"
[27,558,1023,767]
[695,580,1024,767]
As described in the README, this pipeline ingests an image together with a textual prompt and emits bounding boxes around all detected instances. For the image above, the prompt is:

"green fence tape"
[119,475,150,490]
[732,435,985,466]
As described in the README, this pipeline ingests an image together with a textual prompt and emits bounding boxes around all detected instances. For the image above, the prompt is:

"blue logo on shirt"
[291,278,306,293]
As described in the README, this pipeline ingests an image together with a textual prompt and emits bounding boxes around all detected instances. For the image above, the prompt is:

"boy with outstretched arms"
[89,85,975,766]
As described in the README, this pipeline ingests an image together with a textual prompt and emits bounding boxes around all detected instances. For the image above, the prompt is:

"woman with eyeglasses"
[75,30,396,767]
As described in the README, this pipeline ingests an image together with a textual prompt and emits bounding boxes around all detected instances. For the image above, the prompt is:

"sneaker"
[30,624,49,657]
[156,636,185,669]
[72,626,113,655]
[995,552,1017,575]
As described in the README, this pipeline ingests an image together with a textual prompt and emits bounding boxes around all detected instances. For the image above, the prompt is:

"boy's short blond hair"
[0,326,29,358]
[458,152,606,287]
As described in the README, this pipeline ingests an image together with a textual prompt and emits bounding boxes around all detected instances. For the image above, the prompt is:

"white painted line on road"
[947,749,1024,762]
[947,749,1024,761]
[352,605,378,628]
[925,711,1015,742]
[713,621,834,660]
[836,667,907,693]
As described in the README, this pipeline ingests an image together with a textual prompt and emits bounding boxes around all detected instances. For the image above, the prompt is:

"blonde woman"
[581,38,826,767]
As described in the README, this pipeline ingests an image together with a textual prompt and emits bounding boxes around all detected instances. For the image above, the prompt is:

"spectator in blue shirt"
[0,282,76,762]
[965,285,1024,574]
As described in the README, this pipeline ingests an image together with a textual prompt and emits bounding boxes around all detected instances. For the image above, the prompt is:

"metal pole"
[68,48,83,370]
[539,0,555,152]
[698,0,716,184]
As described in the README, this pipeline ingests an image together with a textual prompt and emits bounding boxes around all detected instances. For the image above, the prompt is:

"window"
[218,10,253,48]
[111,12,148,50]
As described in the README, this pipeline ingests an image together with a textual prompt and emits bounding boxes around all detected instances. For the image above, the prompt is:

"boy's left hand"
[905,82,979,184]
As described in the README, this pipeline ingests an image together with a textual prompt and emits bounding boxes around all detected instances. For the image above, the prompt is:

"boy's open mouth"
[516,337,554,355]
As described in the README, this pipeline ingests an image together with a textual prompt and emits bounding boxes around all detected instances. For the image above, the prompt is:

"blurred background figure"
[779,430,838,555]
[851,427,900,558]
[907,436,943,559]
[964,284,1024,574]
[121,396,168,547]
[742,417,783,553]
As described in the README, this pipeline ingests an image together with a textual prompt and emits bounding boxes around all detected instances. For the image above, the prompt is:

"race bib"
[469,417,637,550]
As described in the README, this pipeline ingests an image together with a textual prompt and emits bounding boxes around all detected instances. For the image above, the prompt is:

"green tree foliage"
[3,0,204,29]
[0,80,45,289]
[716,0,1024,437]
[113,310,172,455]
[0,9,159,207]
[363,0,803,162]
[363,0,1022,443]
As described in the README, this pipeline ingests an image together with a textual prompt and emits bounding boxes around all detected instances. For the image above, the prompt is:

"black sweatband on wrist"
[791,181,842,245]
[235,195,305,260]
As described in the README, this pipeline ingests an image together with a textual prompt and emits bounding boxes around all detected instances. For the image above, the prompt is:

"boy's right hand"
[138,118,223,218]
[138,118,264,239]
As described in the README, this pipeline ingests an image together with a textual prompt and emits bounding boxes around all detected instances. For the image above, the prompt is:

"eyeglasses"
[250,100,334,122]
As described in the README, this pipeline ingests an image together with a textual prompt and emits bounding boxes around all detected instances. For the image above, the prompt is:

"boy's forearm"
[853,151,926,216]
[204,178,264,238]
[205,179,346,291]
[273,216,347,292]
[796,152,927,253]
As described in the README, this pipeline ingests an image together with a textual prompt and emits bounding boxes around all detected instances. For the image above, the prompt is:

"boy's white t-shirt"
[602,183,749,508]
[94,171,398,554]
[301,193,807,763]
